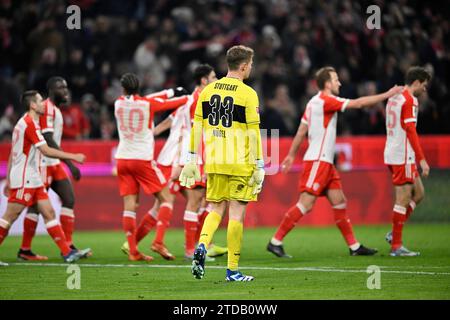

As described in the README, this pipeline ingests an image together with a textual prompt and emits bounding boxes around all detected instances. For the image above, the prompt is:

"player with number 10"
[114,73,188,261]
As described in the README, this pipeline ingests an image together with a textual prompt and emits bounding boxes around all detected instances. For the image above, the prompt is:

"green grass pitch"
[0,224,449,300]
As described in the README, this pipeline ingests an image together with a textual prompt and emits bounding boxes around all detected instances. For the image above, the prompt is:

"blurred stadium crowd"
[0,0,449,141]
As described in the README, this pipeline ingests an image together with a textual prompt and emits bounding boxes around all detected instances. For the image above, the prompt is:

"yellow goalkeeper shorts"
[206,173,257,202]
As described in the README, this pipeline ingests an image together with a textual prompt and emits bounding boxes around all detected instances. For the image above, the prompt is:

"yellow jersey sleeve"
[245,88,263,162]
[194,89,205,122]
[190,88,206,154]
[245,89,260,125]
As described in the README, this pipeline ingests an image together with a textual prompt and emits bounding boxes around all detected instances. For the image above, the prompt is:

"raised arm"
[146,87,188,100]
[149,96,188,113]
[346,85,404,109]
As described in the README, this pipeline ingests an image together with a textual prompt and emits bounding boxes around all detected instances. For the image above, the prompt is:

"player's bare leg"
[386,177,425,244]
[151,187,176,260]
[389,184,420,256]
[18,203,48,261]
[50,179,81,251]
[1,203,34,264]
[0,203,26,247]
[267,192,315,258]
[122,194,153,262]
[122,199,159,255]
[327,189,377,256]
[37,199,90,262]
[19,177,89,259]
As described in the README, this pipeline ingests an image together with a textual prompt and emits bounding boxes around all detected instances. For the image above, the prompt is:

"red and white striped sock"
[136,209,158,243]
[391,205,407,251]
[332,203,359,250]
[153,203,173,245]
[273,203,307,243]
[60,208,75,246]
[46,220,71,256]
[21,213,39,250]
[122,211,138,255]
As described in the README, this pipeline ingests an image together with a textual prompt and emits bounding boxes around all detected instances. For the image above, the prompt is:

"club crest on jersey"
[313,183,320,191]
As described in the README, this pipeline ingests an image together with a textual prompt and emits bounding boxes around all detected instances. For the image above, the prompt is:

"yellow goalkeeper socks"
[227,219,243,271]
[199,211,222,248]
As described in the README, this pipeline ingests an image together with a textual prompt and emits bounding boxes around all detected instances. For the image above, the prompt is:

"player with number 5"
[384,67,431,257]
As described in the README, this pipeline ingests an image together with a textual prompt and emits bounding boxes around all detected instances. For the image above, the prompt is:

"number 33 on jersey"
[194,77,260,176]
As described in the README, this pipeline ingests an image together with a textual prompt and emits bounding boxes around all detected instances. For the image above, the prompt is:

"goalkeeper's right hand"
[179,154,201,188]
[248,159,265,195]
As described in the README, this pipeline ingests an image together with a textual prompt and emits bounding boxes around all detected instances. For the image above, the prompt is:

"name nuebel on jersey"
[194,77,260,176]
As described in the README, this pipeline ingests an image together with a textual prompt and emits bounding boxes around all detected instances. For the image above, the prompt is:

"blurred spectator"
[64,48,90,102]
[80,93,102,139]
[266,84,298,134]
[0,105,15,142]
[260,103,290,137]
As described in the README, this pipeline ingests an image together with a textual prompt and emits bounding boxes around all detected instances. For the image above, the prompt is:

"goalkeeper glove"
[167,87,189,98]
[179,153,201,188]
[248,159,265,195]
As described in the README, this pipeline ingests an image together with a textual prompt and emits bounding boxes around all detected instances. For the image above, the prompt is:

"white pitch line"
[6,262,450,276]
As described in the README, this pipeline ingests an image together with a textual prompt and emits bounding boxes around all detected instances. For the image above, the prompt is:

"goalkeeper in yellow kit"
[180,45,264,281]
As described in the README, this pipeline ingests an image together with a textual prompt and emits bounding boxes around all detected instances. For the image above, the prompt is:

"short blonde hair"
[226,45,254,71]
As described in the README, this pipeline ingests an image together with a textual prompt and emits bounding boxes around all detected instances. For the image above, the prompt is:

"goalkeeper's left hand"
[179,155,201,188]
[248,160,265,195]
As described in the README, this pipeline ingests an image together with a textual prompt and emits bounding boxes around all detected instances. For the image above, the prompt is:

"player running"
[384,66,431,257]
[121,64,227,260]
[0,91,90,263]
[115,73,188,262]
[267,66,403,258]
[180,45,264,281]
[17,77,90,261]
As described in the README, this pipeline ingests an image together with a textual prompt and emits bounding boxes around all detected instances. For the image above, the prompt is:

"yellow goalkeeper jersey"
[193,77,262,176]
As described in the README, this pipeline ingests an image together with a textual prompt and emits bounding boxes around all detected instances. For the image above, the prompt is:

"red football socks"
[273,204,305,242]
[60,208,75,246]
[136,211,157,243]
[21,213,39,250]
[392,205,407,250]
[333,205,358,247]
[153,203,173,245]
[122,211,138,255]
[46,220,71,256]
